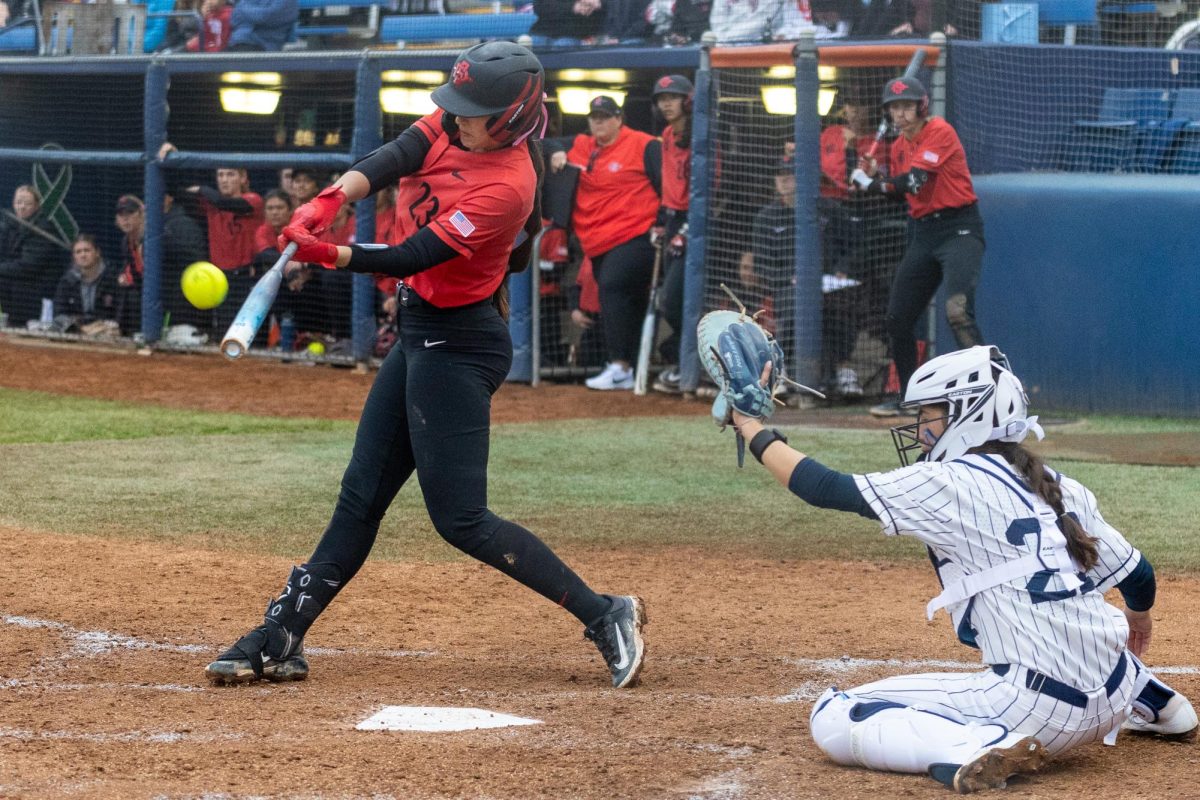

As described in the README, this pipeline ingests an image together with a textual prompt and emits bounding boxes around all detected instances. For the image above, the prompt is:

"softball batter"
[732,345,1196,792]
[853,77,985,418]
[205,42,646,690]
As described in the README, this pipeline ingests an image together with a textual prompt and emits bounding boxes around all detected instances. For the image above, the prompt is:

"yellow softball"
[180,261,228,310]
[307,341,326,356]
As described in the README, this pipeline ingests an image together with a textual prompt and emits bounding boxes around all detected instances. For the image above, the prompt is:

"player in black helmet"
[851,75,987,418]
[204,42,647,691]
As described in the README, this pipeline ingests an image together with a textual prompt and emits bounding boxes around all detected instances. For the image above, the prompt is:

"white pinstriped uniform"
[846,452,1145,755]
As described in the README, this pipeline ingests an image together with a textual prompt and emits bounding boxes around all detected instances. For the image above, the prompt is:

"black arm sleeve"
[195,186,254,215]
[1116,556,1156,612]
[342,226,458,279]
[787,457,877,519]
[351,124,435,195]
[643,138,663,197]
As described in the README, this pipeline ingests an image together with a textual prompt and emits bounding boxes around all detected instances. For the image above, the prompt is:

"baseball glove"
[697,309,787,467]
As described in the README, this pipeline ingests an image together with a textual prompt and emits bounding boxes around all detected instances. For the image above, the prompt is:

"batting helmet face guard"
[431,42,547,146]
[881,76,929,116]
[891,346,1044,466]
[653,74,694,110]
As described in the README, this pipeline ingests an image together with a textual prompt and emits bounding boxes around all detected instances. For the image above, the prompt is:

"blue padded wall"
[935,174,1200,416]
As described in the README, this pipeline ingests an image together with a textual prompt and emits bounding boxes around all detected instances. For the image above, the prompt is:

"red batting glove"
[292,241,340,268]
[279,185,346,250]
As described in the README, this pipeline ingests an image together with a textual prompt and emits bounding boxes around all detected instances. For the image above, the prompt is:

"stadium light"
[555,69,628,84]
[220,71,282,86]
[557,87,627,116]
[219,87,281,115]
[380,70,445,85]
[760,86,836,116]
[764,65,838,82]
[380,87,438,116]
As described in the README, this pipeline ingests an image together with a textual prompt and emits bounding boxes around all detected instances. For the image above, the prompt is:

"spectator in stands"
[645,0,712,43]
[600,0,652,42]
[709,0,816,43]
[853,76,986,417]
[227,0,299,51]
[0,0,32,27]
[252,189,295,271]
[528,0,604,45]
[159,0,203,51]
[53,234,120,330]
[649,74,693,395]
[289,166,321,207]
[113,194,146,335]
[547,95,661,391]
[0,184,60,328]
[187,0,233,51]
[837,0,915,36]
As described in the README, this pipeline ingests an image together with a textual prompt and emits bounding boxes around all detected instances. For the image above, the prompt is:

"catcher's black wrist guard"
[749,428,789,464]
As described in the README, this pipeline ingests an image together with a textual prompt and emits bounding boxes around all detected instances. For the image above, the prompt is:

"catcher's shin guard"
[809,688,1046,789]
[205,562,343,685]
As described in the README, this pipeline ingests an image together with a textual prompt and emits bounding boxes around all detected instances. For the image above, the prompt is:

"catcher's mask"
[890,345,1043,467]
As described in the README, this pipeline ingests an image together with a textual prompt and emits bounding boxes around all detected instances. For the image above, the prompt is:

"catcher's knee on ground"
[809,687,1023,773]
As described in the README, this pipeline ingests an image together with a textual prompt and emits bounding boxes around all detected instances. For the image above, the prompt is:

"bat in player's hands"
[220,241,298,360]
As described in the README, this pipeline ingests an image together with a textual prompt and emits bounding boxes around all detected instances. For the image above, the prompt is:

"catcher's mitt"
[697,287,825,467]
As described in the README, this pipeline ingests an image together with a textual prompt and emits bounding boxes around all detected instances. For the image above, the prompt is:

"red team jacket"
[660,125,689,213]
[565,125,660,257]
[202,192,264,270]
[889,117,977,218]
[394,112,535,308]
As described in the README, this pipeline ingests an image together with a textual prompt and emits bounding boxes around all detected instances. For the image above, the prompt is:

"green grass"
[2,388,1199,570]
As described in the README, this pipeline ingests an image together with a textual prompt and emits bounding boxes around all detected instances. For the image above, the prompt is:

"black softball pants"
[592,232,656,364]
[307,297,610,627]
[657,211,687,365]
[885,204,985,394]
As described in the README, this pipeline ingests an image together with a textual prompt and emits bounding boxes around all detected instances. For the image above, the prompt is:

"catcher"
[696,325,1197,793]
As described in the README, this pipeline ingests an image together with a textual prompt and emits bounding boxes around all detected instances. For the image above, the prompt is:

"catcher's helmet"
[891,345,1043,466]
[881,76,929,116]
[431,42,546,146]
[652,74,694,110]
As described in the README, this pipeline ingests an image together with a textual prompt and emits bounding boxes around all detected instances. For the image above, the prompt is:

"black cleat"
[584,595,647,688]
[205,624,309,685]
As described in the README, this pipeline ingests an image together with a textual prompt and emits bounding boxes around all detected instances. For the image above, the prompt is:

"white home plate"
[356,706,542,733]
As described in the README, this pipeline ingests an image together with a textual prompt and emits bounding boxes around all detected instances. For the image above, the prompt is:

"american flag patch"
[921,150,939,164]
[449,210,475,237]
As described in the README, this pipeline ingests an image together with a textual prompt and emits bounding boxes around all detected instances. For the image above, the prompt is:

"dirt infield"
[2,338,1198,799]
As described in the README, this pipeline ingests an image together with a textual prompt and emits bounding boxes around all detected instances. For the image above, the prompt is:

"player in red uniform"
[548,95,662,391]
[649,74,693,395]
[852,76,985,417]
[204,43,646,691]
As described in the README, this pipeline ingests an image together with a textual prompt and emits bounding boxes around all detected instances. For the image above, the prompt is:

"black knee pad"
[262,562,344,652]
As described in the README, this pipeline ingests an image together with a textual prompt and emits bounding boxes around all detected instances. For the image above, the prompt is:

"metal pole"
[350,57,383,365]
[141,59,168,345]
[678,31,715,394]
[791,30,822,391]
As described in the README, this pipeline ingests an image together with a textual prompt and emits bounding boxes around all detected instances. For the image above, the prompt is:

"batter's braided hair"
[974,441,1099,571]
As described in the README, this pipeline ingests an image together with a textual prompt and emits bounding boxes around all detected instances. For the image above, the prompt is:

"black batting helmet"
[881,76,929,116]
[653,74,694,111]
[431,42,546,146]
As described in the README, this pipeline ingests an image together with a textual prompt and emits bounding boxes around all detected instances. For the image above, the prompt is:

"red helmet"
[881,76,929,116]
[431,42,546,146]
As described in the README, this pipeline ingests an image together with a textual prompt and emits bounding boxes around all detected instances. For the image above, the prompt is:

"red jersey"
[566,126,660,257]
[395,113,534,308]
[820,126,889,200]
[376,204,397,245]
[188,4,231,52]
[889,117,977,219]
[320,212,356,246]
[203,192,263,270]
[576,256,601,314]
[660,124,690,212]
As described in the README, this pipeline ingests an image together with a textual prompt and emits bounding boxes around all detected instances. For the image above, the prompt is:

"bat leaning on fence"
[633,239,665,396]
[220,241,298,360]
